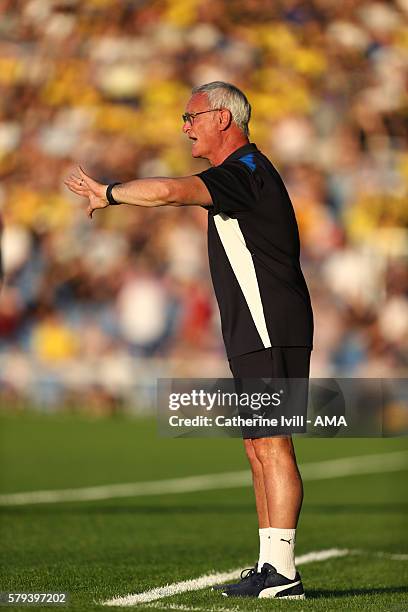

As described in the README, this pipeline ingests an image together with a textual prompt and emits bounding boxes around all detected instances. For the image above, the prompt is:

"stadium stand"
[0,0,407,411]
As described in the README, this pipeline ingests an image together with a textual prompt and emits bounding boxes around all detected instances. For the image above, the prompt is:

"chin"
[191,144,200,158]
[191,144,206,159]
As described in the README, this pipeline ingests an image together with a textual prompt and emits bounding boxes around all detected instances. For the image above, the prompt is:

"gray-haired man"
[65,81,313,600]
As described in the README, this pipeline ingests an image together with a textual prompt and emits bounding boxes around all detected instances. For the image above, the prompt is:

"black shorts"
[228,347,311,439]
[229,346,311,379]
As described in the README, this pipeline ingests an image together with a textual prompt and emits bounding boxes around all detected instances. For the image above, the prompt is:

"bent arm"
[112,176,213,208]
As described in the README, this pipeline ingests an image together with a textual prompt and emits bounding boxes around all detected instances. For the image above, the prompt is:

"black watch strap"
[106,182,121,205]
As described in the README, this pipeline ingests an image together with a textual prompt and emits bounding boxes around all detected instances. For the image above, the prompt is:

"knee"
[252,436,294,466]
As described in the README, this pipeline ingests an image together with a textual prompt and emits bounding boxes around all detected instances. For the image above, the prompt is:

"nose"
[182,120,191,134]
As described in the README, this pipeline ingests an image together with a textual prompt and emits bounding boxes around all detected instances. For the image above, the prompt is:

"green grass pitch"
[0,411,407,611]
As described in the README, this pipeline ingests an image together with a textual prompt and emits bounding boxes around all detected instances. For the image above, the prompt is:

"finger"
[78,166,92,181]
[71,169,91,189]
[65,174,90,189]
[73,174,88,187]
[65,176,82,188]
[64,181,88,196]
[64,182,82,195]
[78,166,100,190]
[66,172,81,181]
[65,173,82,185]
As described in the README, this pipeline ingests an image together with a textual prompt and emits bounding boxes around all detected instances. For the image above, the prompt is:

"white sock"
[257,528,271,571]
[268,527,296,580]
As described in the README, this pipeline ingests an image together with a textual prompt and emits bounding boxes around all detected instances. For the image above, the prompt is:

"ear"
[218,109,232,131]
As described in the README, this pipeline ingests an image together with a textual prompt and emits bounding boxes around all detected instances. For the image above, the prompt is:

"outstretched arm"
[65,167,212,219]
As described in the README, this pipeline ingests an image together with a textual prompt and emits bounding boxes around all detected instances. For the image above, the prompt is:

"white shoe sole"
[259,584,305,599]
[222,592,305,599]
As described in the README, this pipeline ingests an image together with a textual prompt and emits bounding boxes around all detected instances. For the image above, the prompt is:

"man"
[65,81,313,600]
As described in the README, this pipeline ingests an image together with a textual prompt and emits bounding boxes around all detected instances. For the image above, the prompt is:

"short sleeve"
[196,160,258,216]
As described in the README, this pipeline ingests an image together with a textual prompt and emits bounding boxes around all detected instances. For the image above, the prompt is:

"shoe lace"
[240,566,257,581]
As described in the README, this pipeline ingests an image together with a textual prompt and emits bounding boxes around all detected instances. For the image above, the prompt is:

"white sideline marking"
[146,605,240,612]
[146,605,239,612]
[0,450,407,507]
[373,552,408,561]
[301,450,408,481]
[102,548,350,606]
[0,472,252,506]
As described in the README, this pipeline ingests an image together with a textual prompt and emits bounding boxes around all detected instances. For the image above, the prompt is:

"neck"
[208,134,250,166]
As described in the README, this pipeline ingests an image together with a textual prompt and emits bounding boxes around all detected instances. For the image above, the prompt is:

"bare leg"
[251,436,303,528]
[244,439,270,528]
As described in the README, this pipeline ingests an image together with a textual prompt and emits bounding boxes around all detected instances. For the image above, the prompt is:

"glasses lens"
[182,113,192,124]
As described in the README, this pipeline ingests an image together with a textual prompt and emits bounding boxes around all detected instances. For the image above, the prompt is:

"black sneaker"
[212,564,258,592]
[222,563,305,599]
[220,564,267,597]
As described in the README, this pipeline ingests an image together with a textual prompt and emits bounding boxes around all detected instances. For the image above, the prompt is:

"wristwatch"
[106,182,121,205]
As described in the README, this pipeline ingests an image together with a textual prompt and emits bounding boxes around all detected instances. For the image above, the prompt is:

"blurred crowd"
[0,0,407,412]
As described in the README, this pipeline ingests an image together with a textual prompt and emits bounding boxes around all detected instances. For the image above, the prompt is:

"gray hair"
[191,81,251,136]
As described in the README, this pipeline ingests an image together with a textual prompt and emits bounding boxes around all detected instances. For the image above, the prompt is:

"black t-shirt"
[197,143,314,358]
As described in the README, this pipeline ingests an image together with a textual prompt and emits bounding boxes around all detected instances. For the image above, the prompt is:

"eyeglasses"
[182,109,222,125]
